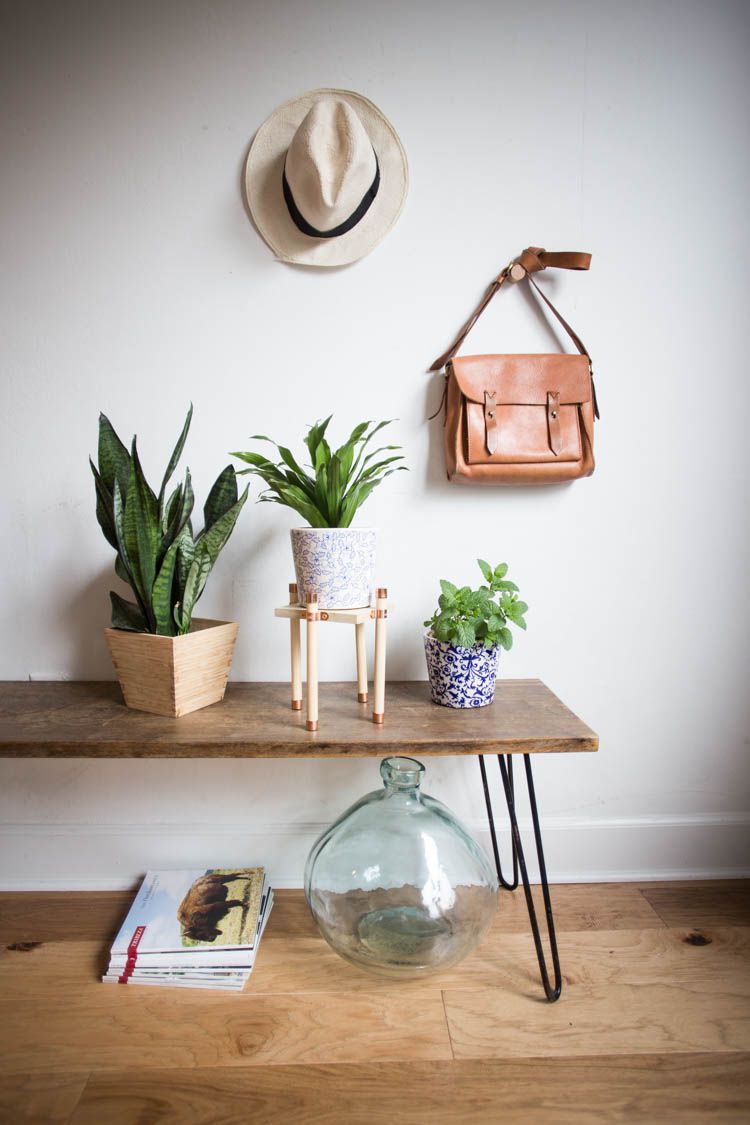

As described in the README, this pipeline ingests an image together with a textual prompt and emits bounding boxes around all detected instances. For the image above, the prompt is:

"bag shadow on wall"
[424,277,581,494]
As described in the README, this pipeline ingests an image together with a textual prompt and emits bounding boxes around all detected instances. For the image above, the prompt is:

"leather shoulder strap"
[428,247,592,372]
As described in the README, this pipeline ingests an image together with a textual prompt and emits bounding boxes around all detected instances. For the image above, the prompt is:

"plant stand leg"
[483,753,562,1002]
[289,583,302,711]
[478,754,518,890]
[355,621,368,703]
[372,587,387,724]
[305,593,319,732]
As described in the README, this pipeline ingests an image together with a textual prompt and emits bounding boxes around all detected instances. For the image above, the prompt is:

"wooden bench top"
[0,680,598,759]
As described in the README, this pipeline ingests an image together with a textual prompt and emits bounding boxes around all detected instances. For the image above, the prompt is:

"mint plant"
[424,560,528,650]
[232,415,406,528]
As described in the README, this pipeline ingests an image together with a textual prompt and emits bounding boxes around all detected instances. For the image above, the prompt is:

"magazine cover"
[104,888,274,983]
[111,868,266,958]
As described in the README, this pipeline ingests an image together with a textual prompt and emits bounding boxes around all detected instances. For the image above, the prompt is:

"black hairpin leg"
[479,754,518,889]
[479,753,562,1002]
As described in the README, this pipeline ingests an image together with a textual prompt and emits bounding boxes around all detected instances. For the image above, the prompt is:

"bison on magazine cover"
[177,873,245,942]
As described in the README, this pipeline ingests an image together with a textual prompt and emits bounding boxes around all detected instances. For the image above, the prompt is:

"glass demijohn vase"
[304,756,499,977]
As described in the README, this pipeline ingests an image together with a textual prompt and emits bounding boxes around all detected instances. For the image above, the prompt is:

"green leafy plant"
[90,405,248,636]
[424,560,528,650]
[231,415,406,528]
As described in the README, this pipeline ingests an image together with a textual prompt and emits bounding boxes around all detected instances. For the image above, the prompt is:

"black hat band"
[282,154,380,239]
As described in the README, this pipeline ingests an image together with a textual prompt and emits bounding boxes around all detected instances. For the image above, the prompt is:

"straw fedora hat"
[245,88,409,267]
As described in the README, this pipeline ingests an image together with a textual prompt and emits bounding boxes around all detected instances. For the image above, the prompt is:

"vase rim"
[424,630,498,653]
[380,755,425,790]
[291,526,376,533]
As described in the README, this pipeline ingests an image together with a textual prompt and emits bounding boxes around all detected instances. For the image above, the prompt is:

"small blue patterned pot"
[291,527,376,609]
[423,632,500,708]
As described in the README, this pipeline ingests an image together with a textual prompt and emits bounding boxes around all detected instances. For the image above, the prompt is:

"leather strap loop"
[428,247,592,372]
[547,391,562,455]
[484,390,499,454]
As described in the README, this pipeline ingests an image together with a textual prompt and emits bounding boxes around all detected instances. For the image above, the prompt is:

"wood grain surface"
[1,882,748,1122]
[66,1055,750,1125]
[0,679,598,758]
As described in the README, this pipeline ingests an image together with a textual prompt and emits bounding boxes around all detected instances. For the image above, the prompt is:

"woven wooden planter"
[104,619,239,718]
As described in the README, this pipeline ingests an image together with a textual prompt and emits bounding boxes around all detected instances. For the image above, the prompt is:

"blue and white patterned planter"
[291,527,376,609]
[423,632,499,708]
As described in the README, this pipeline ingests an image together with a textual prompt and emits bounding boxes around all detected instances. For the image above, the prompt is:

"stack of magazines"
[103,867,273,991]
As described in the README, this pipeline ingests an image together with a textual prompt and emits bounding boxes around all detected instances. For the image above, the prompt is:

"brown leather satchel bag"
[429,247,598,485]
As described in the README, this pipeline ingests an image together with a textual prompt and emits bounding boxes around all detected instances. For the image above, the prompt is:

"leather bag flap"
[451,354,592,406]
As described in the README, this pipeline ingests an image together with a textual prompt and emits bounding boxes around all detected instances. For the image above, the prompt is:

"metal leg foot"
[480,753,562,1002]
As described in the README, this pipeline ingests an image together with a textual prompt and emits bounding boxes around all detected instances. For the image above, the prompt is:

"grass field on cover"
[181,868,263,948]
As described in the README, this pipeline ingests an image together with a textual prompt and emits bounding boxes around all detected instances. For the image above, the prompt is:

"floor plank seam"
[441,989,457,1060]
[63,1070,91,1125]
[636,887,671,928]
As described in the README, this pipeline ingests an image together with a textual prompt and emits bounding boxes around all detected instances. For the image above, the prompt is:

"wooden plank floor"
[0,882,748,1123]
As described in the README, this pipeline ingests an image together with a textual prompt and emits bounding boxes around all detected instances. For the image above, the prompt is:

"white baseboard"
[0,813,748,890]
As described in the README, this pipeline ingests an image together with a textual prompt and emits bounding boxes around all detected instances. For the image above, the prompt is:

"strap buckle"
[505,260,527,282]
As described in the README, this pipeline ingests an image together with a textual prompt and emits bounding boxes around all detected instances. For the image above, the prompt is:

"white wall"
[1,0,749,888]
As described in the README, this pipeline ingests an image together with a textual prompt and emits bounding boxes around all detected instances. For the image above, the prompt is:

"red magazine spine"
[118,925,146,983]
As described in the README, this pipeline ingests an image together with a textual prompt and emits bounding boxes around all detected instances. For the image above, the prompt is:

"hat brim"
[245,88,409,267]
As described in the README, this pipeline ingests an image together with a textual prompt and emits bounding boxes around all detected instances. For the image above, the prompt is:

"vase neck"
[380,755,425,794]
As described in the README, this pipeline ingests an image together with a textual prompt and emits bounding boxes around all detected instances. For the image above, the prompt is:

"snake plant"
[231,415,406,528]
[90,406,248,636]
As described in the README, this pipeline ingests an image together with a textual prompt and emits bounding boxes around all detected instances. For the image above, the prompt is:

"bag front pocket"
[466,401,582,463]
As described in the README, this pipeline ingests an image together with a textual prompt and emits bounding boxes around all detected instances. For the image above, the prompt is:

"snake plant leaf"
[151,539,180,636]
[113,551,150,627]
[195,487,248,564]
[126,440,159,614]
[161,483,182,536]
[157,470,193,569]
[90,459,118,550]
[159,403,192,507]
[201,465,238,534]
[113,479,134,586]
[109,591,148,632]
[175,523,196,596]
[177,552,213,633]
[175,469,194,538]
[114,553,132,586]
[156,483,184,569]
[98,414,131,498]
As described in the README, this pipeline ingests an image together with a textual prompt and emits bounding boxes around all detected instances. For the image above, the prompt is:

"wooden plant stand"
[274,584,388,732]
